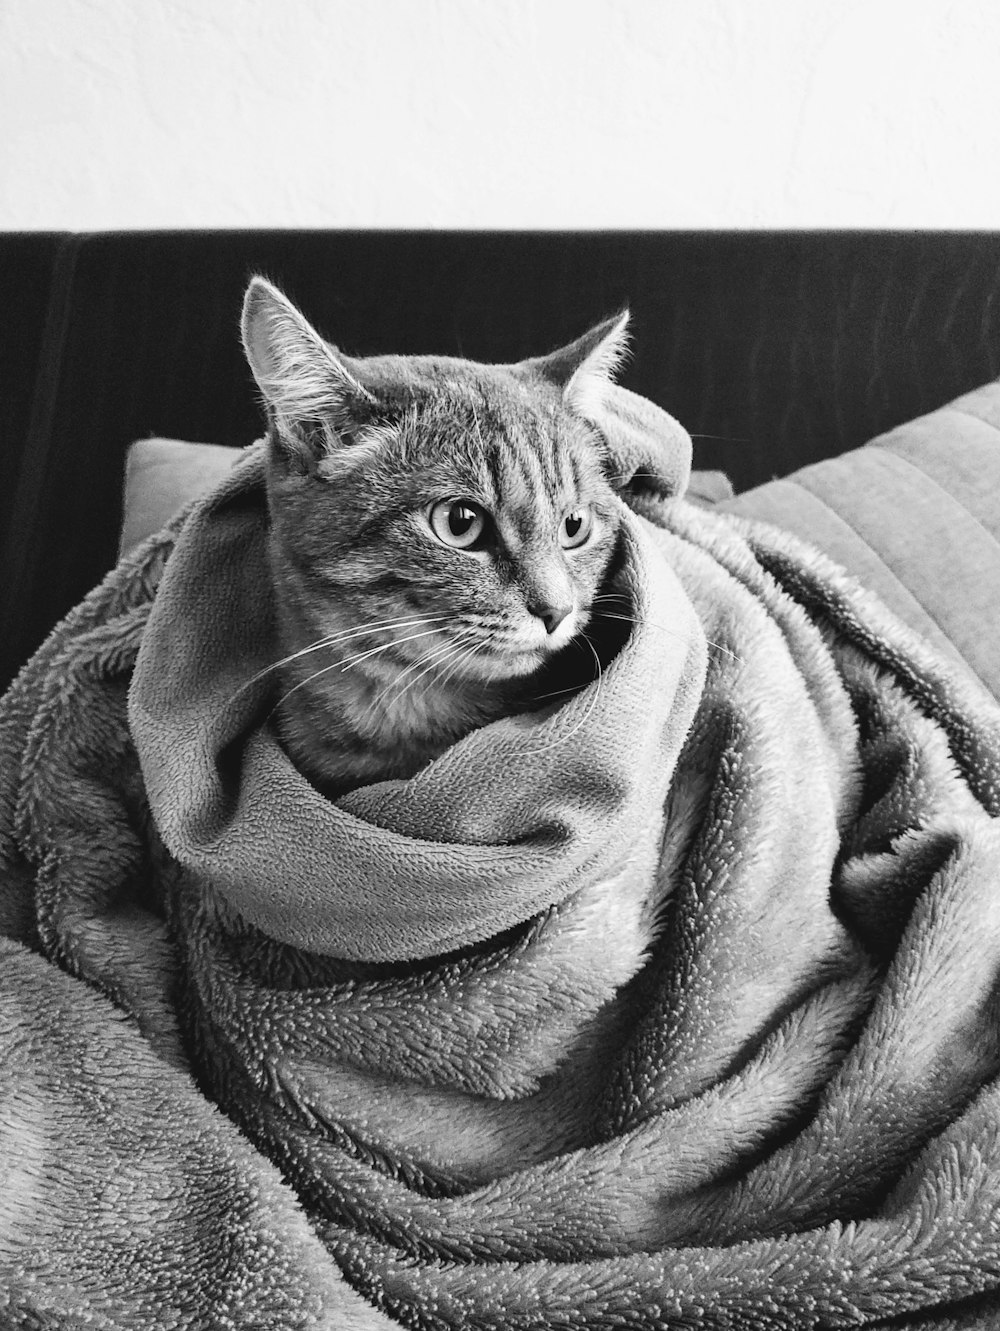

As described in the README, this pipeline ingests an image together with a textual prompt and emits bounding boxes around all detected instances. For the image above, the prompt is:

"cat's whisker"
[432,629,483,684]
[387,633,480,714]
[446,630,497,697]
[525,636,604,757]
[370,630,478,719]
[269,623,452,716]
[241,280,704,790]
[231,614,453,698]
[390,631,484,722]
[336,625,449,673]
[602,469,665,487]
[435,638,482,697]
[590,598,741,664]
[531,675,593,704]
[528,633,602,704]
[269,658,348,717]
[431,649,474,702]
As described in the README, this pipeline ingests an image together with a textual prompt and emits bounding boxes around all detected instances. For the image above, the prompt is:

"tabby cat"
[241,277,632,794]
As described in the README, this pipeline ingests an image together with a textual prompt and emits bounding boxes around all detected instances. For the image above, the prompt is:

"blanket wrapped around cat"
[3,393,1000,1330]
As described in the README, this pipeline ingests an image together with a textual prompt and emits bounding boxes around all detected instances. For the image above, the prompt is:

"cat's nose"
[531,600,574,635]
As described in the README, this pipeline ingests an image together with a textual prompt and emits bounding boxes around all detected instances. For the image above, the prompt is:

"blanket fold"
[127,448,708,963]
[3,436,1000,1329]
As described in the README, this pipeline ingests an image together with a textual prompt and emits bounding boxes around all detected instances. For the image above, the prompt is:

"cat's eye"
[429,499,490,550]
[559,506,594,549]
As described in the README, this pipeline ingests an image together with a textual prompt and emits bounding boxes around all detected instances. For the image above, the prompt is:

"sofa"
[4,229,1000,694]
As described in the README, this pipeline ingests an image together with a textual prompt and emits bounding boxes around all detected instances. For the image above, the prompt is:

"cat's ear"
[241,276,376,471]
[524,310,632,418]
[520,311,691,501]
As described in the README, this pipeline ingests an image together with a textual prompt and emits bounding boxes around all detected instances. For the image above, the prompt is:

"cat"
[241,277,633,795]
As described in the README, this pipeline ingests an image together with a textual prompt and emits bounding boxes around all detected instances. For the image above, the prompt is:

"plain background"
[3,0,1000,231]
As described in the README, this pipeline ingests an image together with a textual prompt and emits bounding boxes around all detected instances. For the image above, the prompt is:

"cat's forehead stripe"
[567,448,583,499]
[482,440,505,503]
[507,433,556,517]
[516,432,550,500]
[489,412,590,521]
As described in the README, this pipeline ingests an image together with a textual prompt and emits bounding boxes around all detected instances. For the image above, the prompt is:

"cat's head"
[240,277,648,692]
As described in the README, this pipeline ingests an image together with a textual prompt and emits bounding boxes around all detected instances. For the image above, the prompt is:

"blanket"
[3,428,1000,1330]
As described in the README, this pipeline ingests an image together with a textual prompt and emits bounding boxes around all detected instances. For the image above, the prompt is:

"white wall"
[3,0,1000,231]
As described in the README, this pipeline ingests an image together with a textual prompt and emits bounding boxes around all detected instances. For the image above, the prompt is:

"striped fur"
[242,279,631,794]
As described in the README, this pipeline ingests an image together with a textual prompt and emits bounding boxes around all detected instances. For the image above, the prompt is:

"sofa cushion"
[721,379,1000,701]
[119,438,242,557]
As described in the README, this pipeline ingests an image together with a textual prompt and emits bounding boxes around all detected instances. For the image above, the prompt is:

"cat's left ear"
[520,311,692,502]
[241,276,379,474]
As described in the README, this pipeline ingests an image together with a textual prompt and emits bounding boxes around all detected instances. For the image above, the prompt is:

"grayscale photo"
[2,2,1000,1328]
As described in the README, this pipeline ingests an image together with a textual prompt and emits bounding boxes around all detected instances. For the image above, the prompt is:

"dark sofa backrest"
[3,229,1000,690]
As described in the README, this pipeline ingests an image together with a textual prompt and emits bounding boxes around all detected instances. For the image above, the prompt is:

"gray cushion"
[119,438,241,558]
[721,380,1000,701]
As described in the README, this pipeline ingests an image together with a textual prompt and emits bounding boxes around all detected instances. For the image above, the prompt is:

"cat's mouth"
[456,628,582,684]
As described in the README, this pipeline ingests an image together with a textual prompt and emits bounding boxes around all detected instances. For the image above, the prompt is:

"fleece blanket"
[4,433,1000,1330]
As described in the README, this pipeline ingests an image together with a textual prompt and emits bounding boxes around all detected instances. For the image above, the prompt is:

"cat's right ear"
[518,312,692,502]
[241,277,375,472]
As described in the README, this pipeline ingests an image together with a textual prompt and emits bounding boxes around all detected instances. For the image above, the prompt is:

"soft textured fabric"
[4,408,1000,1326]
[127,446,706,961]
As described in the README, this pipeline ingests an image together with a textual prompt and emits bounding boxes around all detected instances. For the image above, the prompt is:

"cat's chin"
[456,647,550,685]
